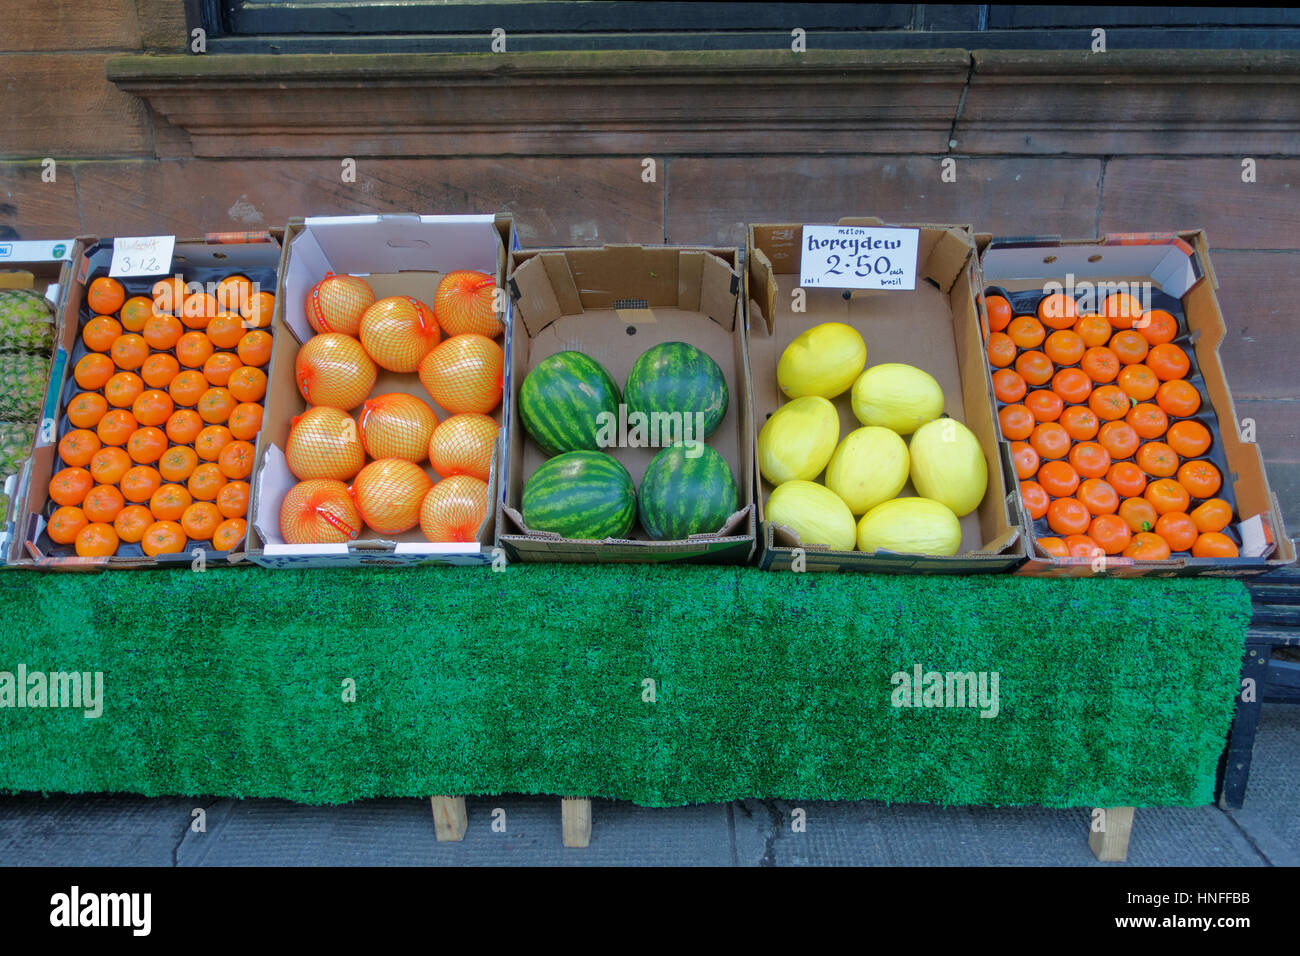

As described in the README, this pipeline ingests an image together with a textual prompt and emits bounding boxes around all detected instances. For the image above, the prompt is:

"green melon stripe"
[521,354,619,454]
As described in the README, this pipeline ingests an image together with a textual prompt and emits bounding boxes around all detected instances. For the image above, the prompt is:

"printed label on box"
[109,236,175,278]
[799,225,919,291]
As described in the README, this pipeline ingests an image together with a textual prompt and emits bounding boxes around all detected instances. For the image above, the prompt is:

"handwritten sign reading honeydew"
[798,225,919,291]
[109,235,176,278]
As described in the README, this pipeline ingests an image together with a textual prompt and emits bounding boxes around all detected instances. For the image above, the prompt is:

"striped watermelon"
[638,444,739,540]
[624,341,728,439]
[521,451,636,540]
[518,351,621,456]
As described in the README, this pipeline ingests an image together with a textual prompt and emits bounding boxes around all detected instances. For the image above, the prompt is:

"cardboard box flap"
[689,504,752,540]
[836,217,888,228]
[747,242,777,336]
[699,251,738,330]
[677,250,704,314]
[510,254,564,336]
[924,226,976,294]
[543,251,583,317]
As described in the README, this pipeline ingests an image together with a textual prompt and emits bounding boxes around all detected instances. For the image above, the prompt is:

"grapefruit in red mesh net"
[420,475,490,543]
[434,270,500,338]
[295,333,377,411]
[358,296,441,373]
[350,458,433,535]
[285,406,366,481]
[305,274,375,337]
[359,392,439,462]
[418,333,504,415]
[428,413,498,481]
[280,478,362,544]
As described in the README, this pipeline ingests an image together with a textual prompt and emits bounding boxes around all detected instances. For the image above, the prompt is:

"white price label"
[109,235,175,278]
[798,225,919,291]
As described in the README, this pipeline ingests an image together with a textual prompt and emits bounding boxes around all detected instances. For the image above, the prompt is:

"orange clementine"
[1024,389,1063,423]
[1064,533,1103,559]
[1097,420,1140,460]
[985,295,1012,334]
[96,409,137,447]
[1155,379,1201,418]
[1109,330,1150,366]
[187,462,227,501]
[1043,329,1085,366]
[1036,293,1078,330]
[227,402,263,441]
[1123,531,1171,561]
[194,425,234,462]
[240,291,276,328]
[176,331,214,369]
[227,366,266,404]
[1101,292,1145,330]
[82,315,122,352]
[1144,478,1191,516]
[1177,460,1222,499]
[74,522,118,558]
[1136,441,1179,478]
[1037,460,1080,498]
[237,330,273,367]
[110,333,149,371]
[1118,496,1158,534]
[1088,384,1130,422]
[131,389,174,427]
[1051,367,1093,405]
[128,426,168,465]
[87,276,126,315]
[58,429,101,468]
[181,501,222,541]
[119,296,155,332]
[1146,343,1191,382]
[104,371,145,409]
[1020,480,1049,520]
[998,404,1034,441]
[1154,511,1198,552]
[143,313,183,351]
[1192,531,1239,558]
[1014,350,1054,387]
[158,445,199,483]
[1077,477,1119,516]
[1059,405,1099,441]
[216,480,250,519]
[1126,402,1168,440]
[141,353,181,390]
[1081,346,1120,384]
[181,292,218,329]
[1013,438,1042,479]
[1117,364,1159,402]
[169,370,208,407]
[82,484,125,524]
[120,465,162,504]
[50,467,93,507]
[212,517,247,551]
[1108,463,1148,499]
[202,351,242,387]
[197,387,237,425]
[1007,315,1046,349]
[1089,513,1131,555]
[74,353,116,391]
[1037,536,1070,558]
[1047,497,1091,536]
[1068,442,1111,479]
[113,504,152,543]
[207,313,246,349]
[215,275,254,314]
[89,446,132,485]
[141,520,187,556]
[217,440,255,480]
[149,483,193,522]
[151,276,186,314]
[1190,498,1233,534]
[987,332,1016,369]
[1137,309,1178,346]
[1073,313,1112,348]
[165,408,204,445]
[1167,420,1212,458]
[47,505,89,545]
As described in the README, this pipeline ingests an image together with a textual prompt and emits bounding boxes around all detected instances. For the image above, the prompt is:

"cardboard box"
[978,230,1297,578]
[248,214,517,569]
[498,243,756,563]
[0,239,79,567]
[13,232,282,570]
[746,219,1024,573]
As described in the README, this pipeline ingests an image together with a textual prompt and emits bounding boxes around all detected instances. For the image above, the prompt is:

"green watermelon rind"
[518,351,621,457]
[624,341,729,440]
[522,450,637,541]
[637,444,739,541]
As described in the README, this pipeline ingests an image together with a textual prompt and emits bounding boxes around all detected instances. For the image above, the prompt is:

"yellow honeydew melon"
[777,322,867,399]
[824,426,910,515]
[908,417,988,517]
[757,395,839,485]
[851,362,945,435]
[856,496,962,556]
[767,480,857,552]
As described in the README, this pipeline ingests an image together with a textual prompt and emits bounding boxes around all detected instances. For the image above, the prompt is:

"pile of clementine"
[985,290,1239,562]
[47,273,275,558]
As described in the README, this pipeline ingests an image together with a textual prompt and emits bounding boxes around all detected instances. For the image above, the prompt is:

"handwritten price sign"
[109,236,175,278]
[798,225,919,291]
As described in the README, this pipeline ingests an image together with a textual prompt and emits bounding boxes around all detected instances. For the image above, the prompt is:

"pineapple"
[0,353,50,423]
[0,421,35,478]
[0,289,55,355]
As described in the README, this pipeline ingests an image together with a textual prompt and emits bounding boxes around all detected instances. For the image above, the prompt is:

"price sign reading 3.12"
[798,225,919,291]
[109,235,176,278]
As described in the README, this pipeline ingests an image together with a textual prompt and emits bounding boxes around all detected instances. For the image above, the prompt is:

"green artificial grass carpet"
[0,564,1251,808]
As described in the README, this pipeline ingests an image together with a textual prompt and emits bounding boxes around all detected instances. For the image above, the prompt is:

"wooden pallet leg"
[1217,644,1269,809]
[1089,806,1135,862]
[561,798,592,848]
[430,795,467,842]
